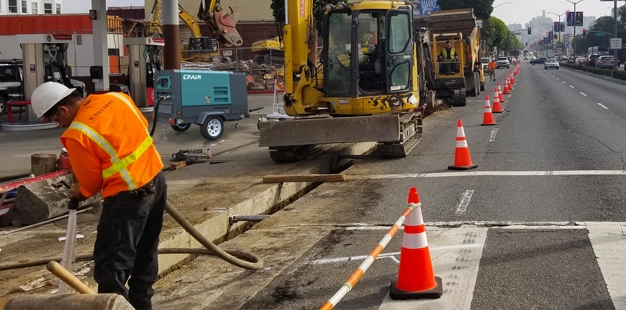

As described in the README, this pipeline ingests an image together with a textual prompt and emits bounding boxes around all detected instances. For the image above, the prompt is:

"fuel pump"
[124,37,164,111]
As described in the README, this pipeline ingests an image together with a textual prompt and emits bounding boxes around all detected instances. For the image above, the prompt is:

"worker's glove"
[68,198,79,210]
[134,183,156,198]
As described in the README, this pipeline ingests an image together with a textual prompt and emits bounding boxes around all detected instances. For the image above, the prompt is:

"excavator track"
[269,144,331,163]
[378,113,423,158]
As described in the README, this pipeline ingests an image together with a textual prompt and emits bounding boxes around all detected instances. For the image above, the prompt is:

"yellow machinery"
[427,9,485,106]
[178,3,220,61]
[198,0,243,47]
[206,1,423,162]
[251,36,284,63]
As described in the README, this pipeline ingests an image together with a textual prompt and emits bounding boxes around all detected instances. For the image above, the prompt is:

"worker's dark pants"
[490,70,496,81]
[93,172,166,310]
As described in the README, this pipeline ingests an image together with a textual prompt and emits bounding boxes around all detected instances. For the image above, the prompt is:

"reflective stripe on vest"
[68,121,153,191]
[106,92,150,134]
[442,48,456,59]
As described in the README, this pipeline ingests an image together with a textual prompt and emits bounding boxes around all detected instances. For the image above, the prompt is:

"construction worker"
[488,58,497,81]
[30,82,166,310]
[437,40,459,74]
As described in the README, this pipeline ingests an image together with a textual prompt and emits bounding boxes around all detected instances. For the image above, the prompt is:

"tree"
[270,0,341,36]
[500,31,523,53]
[619,5,626,23]
[438,0,495,20]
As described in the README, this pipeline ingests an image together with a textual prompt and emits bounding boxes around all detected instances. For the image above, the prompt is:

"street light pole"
[613,0,618,72]
[493,2,512,9]
[565,0,585,57]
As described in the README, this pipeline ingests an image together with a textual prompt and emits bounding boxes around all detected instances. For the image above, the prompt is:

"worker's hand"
[68,190,87,203]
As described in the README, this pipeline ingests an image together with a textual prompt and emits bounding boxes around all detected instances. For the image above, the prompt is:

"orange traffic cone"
[503,83,511,94]
[492,91,503,113]
[498,86,505,103]
[482,97,496,126]
[448,120,478,170]
[497,82,502,93]
[390,188,443,300]
[510,74,515,84]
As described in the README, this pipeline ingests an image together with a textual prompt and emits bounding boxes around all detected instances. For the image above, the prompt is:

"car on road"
[481,57,491,72]
[530,57,547,65]
[496,57,510,69]
[544,58,560,70]
[595,55,615,69]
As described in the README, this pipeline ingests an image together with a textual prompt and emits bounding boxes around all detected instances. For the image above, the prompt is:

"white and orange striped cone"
[503,81,511,94]
[498,86,505,103]
[482,98,496,126]
[492,92,503,113]
[497,82,502,93]
[448,120,478,170]
[390,188,443,300]
[510,74,515,84]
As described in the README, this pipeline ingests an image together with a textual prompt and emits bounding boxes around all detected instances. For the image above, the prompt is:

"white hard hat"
[31,82,76,118]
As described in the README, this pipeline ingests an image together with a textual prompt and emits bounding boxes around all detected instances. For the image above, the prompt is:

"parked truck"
[424,8,485,106]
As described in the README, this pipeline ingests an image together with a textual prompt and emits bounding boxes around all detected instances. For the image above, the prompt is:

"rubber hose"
[149,96,165,137]
[0,202,263,271]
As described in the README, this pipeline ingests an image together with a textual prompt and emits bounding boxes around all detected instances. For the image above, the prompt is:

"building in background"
[0,0,63,15]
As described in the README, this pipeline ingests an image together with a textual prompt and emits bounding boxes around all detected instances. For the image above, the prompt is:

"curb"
[560,66,626,86]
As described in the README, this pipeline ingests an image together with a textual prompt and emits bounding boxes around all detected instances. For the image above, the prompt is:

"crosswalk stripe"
[587,225,626,309]
[378,227,488,310]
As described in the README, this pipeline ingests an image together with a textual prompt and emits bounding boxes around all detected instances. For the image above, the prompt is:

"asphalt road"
[156,66,626,310]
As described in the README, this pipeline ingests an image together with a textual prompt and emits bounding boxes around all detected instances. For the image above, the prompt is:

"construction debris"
[180,60,284,91]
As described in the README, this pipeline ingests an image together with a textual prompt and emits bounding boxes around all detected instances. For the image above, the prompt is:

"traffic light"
[583,29,587,36]
[528,27,531,35]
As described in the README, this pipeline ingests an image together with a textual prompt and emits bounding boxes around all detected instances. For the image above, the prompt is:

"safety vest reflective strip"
[443,49,456,59]
[106,92,150,135]
[68,122,138,190]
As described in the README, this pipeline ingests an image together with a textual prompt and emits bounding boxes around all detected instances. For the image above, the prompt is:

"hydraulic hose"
[0,202,262,271]
[149,96,166,137]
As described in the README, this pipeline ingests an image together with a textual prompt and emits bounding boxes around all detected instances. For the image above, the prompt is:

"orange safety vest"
[61,92,163,198]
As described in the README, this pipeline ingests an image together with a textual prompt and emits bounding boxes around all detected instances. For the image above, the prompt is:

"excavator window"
[325,12,353,96]
[387,12,411,90]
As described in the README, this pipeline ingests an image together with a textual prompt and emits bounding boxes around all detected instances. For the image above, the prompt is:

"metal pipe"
[229,215,271,225]
[163,0,180,70]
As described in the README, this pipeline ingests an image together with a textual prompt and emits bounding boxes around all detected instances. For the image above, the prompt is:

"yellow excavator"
[147,0,222,61]
[251,36,284,63]
[202,1,423,162]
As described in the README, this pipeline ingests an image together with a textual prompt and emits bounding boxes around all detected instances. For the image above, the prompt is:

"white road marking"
[562,81,566,84]
[570,85,575,88]
[456,190,474,214]
[488,128,499,142]
[588,225,626,309]
[378,228,488,310]
[580,92,587,96]
[598,103,609,110]
[556,77,560,80]
[349,170,626,180]
[507,95,511,98]
[347,221,626,230]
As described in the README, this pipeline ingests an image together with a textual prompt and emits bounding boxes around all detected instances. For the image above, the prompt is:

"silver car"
[544,58,559,70]
[596,56,614,69]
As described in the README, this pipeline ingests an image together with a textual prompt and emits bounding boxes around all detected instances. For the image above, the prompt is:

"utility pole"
[566,0,585,57]
[613,0,618,73]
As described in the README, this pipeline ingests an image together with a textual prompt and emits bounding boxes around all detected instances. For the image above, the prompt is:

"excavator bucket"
[198,1,243,47]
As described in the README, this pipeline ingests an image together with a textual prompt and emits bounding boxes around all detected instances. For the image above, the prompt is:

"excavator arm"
[179,4,202,38]
[197,0,243,47]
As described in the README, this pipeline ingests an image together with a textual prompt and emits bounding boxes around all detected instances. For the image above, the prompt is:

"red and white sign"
[300,0,306,18]
[147,87,154,106]
[52,34,73,40]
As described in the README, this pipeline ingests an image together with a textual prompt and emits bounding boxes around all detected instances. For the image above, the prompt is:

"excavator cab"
[323,6,414,97]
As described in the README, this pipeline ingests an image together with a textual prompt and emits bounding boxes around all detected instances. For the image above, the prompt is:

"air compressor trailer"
[153,69,249,140]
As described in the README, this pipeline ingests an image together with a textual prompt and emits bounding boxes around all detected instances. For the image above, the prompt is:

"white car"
[544,58,559,70]
[496,57,510,68]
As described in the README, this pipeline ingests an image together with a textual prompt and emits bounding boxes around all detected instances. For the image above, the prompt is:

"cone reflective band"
[492,90,503,113]
[497,82,502,93]
[448,120,477,170]
[498,86,505,103]
[482,96,496,126]
[390,188,443,300]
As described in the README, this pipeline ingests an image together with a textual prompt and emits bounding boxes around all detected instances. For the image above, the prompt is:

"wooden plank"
[170,161,187,170]
[263,174,346,183]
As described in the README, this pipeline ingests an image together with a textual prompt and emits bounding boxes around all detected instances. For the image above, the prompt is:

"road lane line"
[580,92,587,96]
[570,85,575,88]
[556,77,560,80]
[456,190,474,214]
[562,81,566,83]
[349,170,626,180]
[598,103,609,109]
[378,228,488,310]
[488,128,499,142]
[347,221,626,230]
[587,225,626,309]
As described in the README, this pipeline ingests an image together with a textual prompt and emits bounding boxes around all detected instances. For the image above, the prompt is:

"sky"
[491,0,622,26]
[63,0,621,26]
